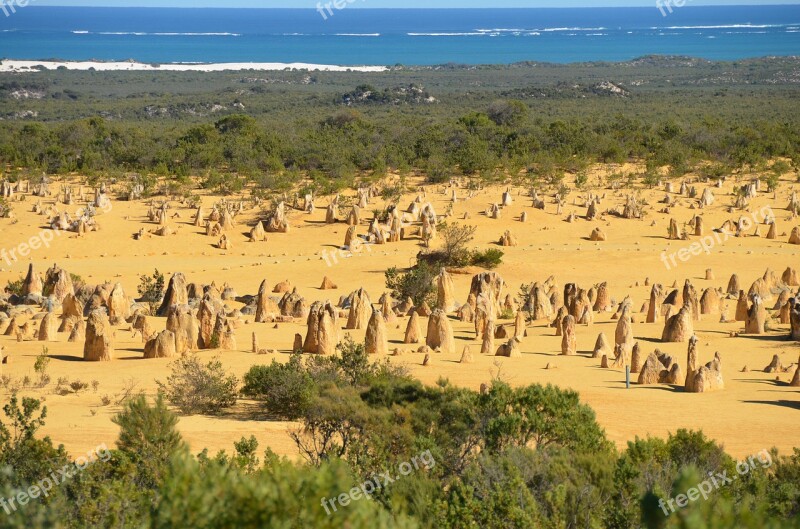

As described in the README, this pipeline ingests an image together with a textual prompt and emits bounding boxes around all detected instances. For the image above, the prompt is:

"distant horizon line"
[24,3,800,8]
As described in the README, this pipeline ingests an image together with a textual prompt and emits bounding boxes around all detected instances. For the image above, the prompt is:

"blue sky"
[31,0,800,7]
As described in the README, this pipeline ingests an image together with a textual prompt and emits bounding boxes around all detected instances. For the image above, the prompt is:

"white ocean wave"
[476,29,541,36]
[475,28,529,32]
[655,24,789,30]
[412,27,601,37]
[73,31,241,37]
[540,27,608,32]
[427,26,611,36]
[408,32,486,36]
[153,32,241,36]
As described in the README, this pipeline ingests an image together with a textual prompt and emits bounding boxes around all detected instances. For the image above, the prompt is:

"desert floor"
[1,168,798,461]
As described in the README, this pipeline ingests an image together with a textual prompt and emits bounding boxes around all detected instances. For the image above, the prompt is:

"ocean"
[0,5,799,66]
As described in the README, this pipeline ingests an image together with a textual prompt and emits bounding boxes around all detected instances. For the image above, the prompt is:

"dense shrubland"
[1,342,799,528]
[1,109,797,197]
[1,58,799,199]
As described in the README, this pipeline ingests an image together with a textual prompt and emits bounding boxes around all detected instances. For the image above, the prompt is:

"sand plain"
[0,169,798,460]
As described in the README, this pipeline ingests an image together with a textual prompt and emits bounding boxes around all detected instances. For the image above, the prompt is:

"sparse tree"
[112,394,187,489]
[437,221,477,267]
[138,269,165,314]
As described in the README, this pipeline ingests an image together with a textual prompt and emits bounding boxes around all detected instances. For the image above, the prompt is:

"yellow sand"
[1,169,798,460]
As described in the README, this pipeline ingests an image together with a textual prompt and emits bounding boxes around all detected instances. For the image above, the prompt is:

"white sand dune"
[0,59,388,73]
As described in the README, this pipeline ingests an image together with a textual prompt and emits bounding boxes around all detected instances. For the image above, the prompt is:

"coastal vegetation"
[0,57,799,198]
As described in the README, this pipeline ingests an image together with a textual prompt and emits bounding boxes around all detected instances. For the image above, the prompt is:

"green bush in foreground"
[1,374,799,529]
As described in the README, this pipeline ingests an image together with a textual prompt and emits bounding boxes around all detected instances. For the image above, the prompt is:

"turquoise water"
[1,6,799,65]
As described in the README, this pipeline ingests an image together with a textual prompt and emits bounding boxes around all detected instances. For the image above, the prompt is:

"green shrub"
[385,261,437,307]
[0,197,11,218]
[157,356,238,415]
[241,355,316,420]
[138,269,165,313]
[112,394,187,489]
[201,170,244,194]
[70,273,86,291]
[575,170,589,189]
[498,307,515,320]
[153,455,413,529]
[0,393,69,488]
[470,248,504,269]
[70,380,89,394]
[4,276,25,297]
[34,347,50,387]
[438,222,477,267]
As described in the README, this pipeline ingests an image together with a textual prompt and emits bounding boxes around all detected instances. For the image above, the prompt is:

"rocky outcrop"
[684,335,699,393]
[22,263,43,297]
[662,305,693,342]
[791,294,800,341]
[37,312,57,342]
[560,315,577,356]
[44,265,74,303]
[693,353,724,393]
[593,282,611,312]
[646,284,663,323]
[436,268,457,313]
[592,332,612,359]
[496,336,521,358]
[158,272,188,317]
[107,283,130,325]
[404,311,422,344]
[744,294,767,335]
[365,309,389,355]
[84,310,114,361]
[346,288,372,330]
[426,309,455,354]
[143,330,178,359]
[255,280,280,323]
[304,301,338,355]
[527,283,553,321]
[166,304,199,354]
